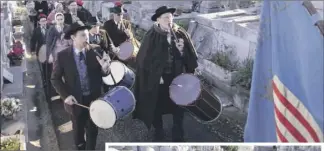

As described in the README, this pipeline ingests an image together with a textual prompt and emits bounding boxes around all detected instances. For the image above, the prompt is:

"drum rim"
[102,61,126,86]
[169,73,202,106]
[89,86,137,129]
[117,41,134,61]
[89,99,117,129]
[184,89,223,124]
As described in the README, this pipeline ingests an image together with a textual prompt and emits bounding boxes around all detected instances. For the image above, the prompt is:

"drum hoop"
[89,86,137,128]
[89,99,117,129]
[118,41,134,61]
[184,85,223,123]
[102,61,126,85]
[169,73,202,106]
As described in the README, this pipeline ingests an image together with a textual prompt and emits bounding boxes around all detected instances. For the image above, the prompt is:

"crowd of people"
[26,0,198,150]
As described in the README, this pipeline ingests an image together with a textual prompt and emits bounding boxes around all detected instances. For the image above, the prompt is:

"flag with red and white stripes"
[244,1,323,142]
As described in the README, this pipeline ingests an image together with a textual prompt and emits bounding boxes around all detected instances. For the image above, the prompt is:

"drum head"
[102,61,125,85]
[89,100,116,129]
[118,42,134,60]
[169,74,201,106]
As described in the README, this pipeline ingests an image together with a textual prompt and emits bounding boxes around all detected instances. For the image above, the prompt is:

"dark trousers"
[40,62,56,100]
[152,106,184,139]
[71,95,98,150]
[152,73,185,139]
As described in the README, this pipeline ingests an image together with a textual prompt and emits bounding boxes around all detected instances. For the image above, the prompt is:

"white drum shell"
[89,100,117,129]
[102,61,125,85]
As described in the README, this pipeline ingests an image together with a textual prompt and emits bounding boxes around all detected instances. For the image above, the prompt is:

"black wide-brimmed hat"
[110,6,125,14]
[151,6,176,21]
[64,22,91,39]
[85,16,99,26]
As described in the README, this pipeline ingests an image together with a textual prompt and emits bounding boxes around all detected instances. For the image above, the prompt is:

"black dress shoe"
[76,143,86,150]
[153,129,165,142]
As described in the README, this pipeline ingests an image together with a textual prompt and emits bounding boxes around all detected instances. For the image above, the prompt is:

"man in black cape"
[133,6,198,142]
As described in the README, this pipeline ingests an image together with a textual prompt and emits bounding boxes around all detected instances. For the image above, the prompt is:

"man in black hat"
[63,1,88,25]
[30,13,52,100]
[133,6,198,142]
[86,16,111,92]
[102,5,137,64]
[51,22,111,150]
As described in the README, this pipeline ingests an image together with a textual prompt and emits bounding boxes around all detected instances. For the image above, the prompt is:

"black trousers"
[152,106,185,138]
[71,95,98,150]
[40,62,56,100]
[152,73,185,139]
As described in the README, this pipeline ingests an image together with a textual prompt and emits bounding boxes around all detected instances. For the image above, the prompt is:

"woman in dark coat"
[133,6,198,142]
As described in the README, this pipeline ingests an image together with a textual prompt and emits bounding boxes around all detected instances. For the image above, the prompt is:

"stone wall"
[188,8,259,112]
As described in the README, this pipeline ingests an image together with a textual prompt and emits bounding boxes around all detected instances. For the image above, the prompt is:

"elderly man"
[133,6,198,142]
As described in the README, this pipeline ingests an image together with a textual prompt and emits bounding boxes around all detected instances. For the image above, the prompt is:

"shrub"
[210,49,239,72]
[0,138,20,150]
[1,97,22,119]
[231,57,254,90]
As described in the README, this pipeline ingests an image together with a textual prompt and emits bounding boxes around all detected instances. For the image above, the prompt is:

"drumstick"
[171,84,183,87]
[85,44,118,85]
[74,103,90,109]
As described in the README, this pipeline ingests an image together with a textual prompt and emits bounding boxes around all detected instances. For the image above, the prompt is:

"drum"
[169,74,222,123]
[89,86,136,129]
[102,61,135,89]
[38,45,47,63]
[169,74,201,106]
[117,41,134,61]
[184,86,222,123]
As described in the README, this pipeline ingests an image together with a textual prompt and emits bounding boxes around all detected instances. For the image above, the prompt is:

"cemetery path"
[25,56,244,151]
[24,56,59,151]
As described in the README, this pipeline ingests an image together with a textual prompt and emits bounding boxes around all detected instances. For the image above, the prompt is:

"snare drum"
[169,74,222,123]
[184,87,222,123]
[102,61,135,89]
[117,41,134,60]
[169,74,201,106]
[89,86,136,129]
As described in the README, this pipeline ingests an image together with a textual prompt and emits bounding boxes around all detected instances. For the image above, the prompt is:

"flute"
[169,23,179,42]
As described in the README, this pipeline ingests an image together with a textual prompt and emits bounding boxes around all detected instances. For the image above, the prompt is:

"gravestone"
[1,1,13,92]
[187,7,260,112]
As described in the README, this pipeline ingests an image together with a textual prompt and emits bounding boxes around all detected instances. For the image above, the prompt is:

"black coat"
[30,25,49,55]
[133,23,198,128]
[64,11,88,25]
[51,46,109,115]
[34,1,49,15]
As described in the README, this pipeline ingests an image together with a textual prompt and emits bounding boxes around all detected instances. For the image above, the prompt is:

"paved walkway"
[24,56,59,151]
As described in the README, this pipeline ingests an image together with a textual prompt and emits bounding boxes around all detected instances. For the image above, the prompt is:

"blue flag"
[244,1,323,142]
